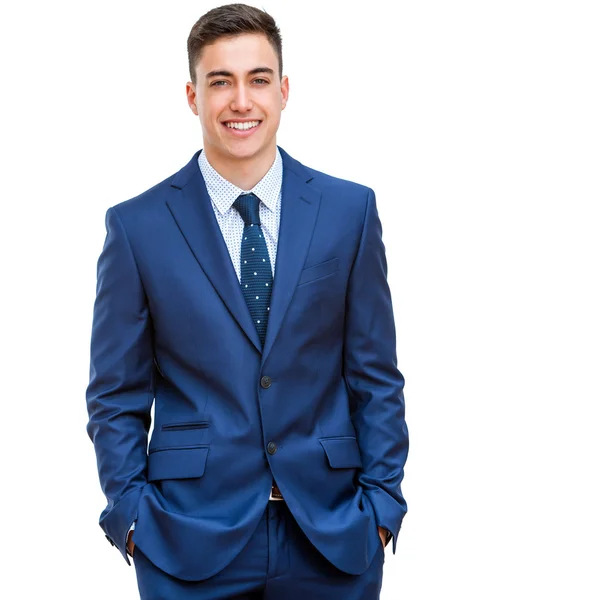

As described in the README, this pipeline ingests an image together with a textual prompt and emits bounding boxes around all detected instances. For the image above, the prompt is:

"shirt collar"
[198,148,282,216]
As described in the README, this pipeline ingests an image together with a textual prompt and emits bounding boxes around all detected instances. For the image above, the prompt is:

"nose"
[230,83,253,112]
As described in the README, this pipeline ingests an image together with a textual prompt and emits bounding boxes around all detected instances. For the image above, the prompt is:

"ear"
[186,82,199,116]
[280,75,289,110]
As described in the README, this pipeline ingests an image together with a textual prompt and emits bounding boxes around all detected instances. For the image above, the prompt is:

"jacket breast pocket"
[147,446,209,481]
[298,257,339,287]
[319,436,362,469]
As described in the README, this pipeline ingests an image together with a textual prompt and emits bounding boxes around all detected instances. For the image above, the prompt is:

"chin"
[227,142,267,160]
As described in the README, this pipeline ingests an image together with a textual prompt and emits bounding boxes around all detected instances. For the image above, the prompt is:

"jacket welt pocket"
[161,421,210,431]
[298,257,339,286]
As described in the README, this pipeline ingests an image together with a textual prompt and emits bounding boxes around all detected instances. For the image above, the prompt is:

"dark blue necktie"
[233,193,273,347]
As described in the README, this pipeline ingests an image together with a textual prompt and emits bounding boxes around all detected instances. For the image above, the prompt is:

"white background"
[1,1,599,598]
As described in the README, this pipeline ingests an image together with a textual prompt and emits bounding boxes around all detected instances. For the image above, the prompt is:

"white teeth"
[225,120,260,130]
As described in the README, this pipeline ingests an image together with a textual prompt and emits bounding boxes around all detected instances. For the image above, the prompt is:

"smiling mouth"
[223,120,262,131]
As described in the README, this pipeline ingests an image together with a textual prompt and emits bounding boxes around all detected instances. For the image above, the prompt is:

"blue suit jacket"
[86,147,408,581]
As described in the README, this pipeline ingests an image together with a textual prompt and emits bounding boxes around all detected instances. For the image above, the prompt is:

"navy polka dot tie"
[233,193,273,347]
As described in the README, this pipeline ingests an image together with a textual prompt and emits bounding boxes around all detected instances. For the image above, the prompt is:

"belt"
[269,482,284,501]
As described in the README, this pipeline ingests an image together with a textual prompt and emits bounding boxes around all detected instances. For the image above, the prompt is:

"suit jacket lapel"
[166,152,262,353]
[261,148,321,364]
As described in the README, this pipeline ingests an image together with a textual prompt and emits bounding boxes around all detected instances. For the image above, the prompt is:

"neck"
[203,143,277,190]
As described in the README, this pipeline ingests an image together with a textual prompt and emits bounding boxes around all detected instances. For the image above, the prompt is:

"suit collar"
[171,146,314,190]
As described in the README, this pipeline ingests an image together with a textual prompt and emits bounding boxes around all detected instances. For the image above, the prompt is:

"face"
[186,33,289,166]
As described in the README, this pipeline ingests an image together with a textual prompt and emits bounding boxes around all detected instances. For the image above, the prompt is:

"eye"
[210,80,229,87]
[253,78,269,85]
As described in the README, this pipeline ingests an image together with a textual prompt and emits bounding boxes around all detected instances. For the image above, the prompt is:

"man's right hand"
[127,530,135,557]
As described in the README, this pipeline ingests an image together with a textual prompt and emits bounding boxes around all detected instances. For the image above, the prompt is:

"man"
[86,4,408,599]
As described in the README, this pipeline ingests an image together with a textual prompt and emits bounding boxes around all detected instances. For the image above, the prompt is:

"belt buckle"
[269,483,284,501]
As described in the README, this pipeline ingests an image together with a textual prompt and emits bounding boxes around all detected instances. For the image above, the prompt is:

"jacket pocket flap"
[319,437,362,469]
[147,446,209,481]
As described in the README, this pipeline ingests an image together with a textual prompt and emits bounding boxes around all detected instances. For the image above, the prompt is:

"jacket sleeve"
[86,207,153,564]
[343,188,409,553]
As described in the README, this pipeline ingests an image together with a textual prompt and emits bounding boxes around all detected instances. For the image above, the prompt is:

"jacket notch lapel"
[261,163,321,363]
[166,156,262,353]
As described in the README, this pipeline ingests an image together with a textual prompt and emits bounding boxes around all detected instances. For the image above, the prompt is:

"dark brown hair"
[187,3,283,84]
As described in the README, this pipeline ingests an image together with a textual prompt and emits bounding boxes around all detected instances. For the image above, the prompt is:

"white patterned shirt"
[198,149,282,282]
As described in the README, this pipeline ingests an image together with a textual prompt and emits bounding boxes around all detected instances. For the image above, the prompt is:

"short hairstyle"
[187,3,283,84]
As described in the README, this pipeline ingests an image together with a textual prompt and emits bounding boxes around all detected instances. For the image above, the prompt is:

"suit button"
[260,376,272,389]
[267,441,277,455]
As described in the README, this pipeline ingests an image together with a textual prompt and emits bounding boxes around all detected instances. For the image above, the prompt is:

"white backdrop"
[1,1,599,598]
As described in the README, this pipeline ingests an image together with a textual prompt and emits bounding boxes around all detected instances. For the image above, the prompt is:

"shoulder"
[109,173,177,221]
[306,164,373,198]
[108,151,201,222]
[279,147,375,215]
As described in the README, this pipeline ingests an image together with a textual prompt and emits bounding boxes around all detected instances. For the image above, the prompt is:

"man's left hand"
[377,526,388,548]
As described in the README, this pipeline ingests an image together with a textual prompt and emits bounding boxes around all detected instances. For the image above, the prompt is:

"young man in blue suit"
[86,4,408,599]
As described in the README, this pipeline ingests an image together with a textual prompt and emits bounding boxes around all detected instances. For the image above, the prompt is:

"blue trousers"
[133,500,385,599]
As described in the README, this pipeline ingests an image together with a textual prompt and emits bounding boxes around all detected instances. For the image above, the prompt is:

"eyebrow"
[205,67,275,79]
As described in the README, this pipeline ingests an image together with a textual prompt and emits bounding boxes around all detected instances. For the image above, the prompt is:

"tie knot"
[233,193,261,226]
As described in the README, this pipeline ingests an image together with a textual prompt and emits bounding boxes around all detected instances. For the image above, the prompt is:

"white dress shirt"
[198,148,283,281]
